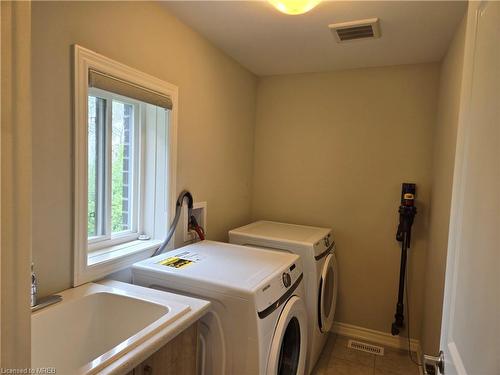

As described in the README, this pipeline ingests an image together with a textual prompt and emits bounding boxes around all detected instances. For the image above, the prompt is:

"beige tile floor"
[312,334,422,375]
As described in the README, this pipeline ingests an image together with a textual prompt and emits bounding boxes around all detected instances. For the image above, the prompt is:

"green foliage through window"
[88,94,134,238]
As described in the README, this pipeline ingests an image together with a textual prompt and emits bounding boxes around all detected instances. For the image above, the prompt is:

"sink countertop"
[96,280,210,375]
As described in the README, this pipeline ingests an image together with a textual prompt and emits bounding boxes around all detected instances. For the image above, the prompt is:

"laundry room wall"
[420,15,467,355]
[31,1,257,297]
[251,63,440,339]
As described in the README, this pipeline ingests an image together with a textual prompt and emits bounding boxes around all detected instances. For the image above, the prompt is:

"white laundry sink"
[31,282,191,374]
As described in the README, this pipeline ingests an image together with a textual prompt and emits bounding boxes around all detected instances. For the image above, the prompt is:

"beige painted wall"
[252,64,440,337]
[1,0,32,367]
[420,16,467,354]
[31,2,257,297]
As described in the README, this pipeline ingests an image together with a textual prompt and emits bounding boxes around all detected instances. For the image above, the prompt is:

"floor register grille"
[347,339,385,356]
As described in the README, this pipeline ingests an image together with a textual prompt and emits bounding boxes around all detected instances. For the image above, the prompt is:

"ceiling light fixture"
[268,0,321,15]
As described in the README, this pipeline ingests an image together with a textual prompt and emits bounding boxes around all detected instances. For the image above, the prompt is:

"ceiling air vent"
[329,18,380,43]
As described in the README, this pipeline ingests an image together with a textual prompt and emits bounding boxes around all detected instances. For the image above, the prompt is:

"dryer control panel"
[313,231,335,259]
[255,259,303,318]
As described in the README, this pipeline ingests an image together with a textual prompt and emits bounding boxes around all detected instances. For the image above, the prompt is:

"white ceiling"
[163,1,467,76]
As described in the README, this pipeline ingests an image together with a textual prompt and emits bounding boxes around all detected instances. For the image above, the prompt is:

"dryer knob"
[282,272,292,288]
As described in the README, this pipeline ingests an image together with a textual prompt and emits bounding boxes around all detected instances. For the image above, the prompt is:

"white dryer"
[132,240,308,375]
[229,221,338,374]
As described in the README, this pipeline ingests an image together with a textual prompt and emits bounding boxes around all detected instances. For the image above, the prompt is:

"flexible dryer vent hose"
[152,190,194,257]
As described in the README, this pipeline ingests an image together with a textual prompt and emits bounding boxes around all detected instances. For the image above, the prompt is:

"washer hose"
[190,215,205,241]
[152,190,193,257]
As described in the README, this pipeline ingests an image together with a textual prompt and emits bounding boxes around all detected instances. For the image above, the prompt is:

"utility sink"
[31,282,191,374]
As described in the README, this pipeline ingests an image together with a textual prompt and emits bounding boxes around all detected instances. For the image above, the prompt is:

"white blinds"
[88,69,173,110]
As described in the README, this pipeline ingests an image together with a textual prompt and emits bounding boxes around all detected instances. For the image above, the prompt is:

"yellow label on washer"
[158,257,193,269]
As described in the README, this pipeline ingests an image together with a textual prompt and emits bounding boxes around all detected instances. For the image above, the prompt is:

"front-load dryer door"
[267,296,308,375]
[318,253,338,333]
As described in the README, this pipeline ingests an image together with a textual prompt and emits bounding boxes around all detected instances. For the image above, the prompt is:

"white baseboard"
[416,341,425,375]
[332,321,424,372]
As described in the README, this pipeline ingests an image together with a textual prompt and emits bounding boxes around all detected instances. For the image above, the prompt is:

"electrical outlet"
[182,201,207,243]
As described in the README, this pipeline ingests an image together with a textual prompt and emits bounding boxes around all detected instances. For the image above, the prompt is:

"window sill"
[74,239,163,286]
[88,239,163,266]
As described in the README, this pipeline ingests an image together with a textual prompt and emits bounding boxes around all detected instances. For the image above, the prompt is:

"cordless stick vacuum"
[391,183,417,336]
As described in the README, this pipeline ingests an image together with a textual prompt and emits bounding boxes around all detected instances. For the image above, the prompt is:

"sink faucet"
[30,263,62,312]
[31,263,38,307]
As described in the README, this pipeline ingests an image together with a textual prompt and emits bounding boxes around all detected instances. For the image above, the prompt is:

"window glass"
[111,101,134,234]
[87,90,138,242]
[87,95,106,238]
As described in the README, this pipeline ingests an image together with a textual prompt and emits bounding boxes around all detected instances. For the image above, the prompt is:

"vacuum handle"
[396,183,417,245]
[400,183,416,206]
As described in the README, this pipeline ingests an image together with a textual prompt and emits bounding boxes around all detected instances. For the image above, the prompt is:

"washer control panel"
[255,258,303,314]
[313,231,335,258]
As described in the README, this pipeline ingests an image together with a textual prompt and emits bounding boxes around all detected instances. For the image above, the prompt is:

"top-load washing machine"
[229,221,338,374]
[132,240,308,375]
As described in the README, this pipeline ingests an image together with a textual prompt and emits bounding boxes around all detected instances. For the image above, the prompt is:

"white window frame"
[74,45,178,286]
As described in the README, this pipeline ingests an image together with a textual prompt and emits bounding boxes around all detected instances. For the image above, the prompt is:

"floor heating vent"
[347,339,385,356]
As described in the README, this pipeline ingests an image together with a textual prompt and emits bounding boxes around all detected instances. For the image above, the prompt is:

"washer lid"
[229,221,331,247]
[132,241,299,295]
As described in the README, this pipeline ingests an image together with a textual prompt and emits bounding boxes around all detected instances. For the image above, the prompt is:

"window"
[87,89,140,250]
[74,45,178,286]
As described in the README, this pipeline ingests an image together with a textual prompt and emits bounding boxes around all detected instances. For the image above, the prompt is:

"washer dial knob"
[282,272,292,288]
[324,237,330,247]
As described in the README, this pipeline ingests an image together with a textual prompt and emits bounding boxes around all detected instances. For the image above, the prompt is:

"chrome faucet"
[31,263,38,307]
[30,263,62,312]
